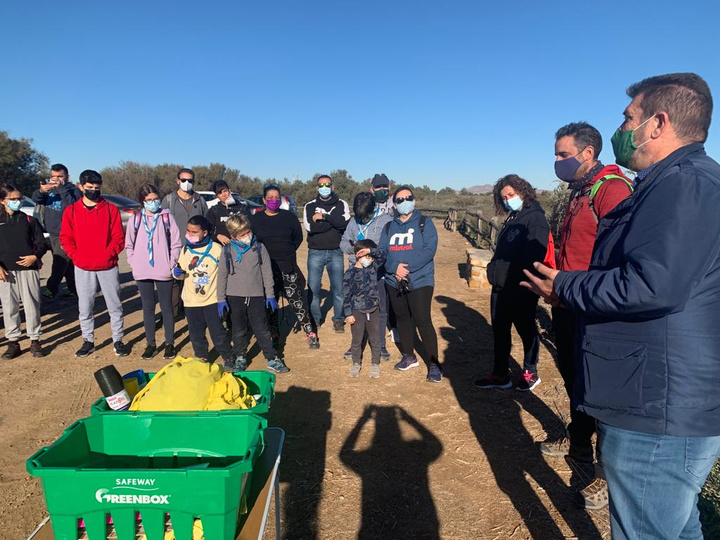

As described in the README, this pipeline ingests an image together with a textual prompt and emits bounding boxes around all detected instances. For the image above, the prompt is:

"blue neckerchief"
[356,207,379,240]
[229,239,253,262]
[186,238,218,266]
[142,211,160,267]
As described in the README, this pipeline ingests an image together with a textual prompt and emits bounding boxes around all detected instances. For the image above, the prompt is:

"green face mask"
[611,116,654,169]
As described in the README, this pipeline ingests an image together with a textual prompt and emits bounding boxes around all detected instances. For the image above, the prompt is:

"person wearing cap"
[59,169,127,358]
[370,173,394,216]
[207,179,251,246]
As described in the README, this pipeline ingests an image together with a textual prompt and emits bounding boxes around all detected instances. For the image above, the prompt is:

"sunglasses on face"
[317,183,332,188]
[395,195,415,204]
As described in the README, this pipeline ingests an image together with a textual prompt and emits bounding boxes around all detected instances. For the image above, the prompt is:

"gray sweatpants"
[75,266,124,342]
[0,269,41,341]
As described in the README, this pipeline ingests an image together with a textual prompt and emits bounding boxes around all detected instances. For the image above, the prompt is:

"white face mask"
[179,180,193,192]
[360,257,373,268]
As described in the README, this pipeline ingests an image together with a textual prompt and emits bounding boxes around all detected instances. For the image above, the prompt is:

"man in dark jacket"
[32,163,81,299]
[523,73,720,539]
[207,180,250,245]
[542,123,633,509]
[303,175,350,332]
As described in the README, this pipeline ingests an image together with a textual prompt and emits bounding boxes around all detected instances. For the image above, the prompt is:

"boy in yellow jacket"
[172,215,233,364]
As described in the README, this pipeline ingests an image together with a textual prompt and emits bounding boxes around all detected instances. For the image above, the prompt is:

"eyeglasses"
[317,183,332,188]
[5,197,23,202]
[395,195,415,204]
[144,198,160,203]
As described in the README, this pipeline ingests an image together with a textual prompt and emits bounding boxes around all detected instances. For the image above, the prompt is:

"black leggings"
[385,284,439,366]
[136,279,174,346]
[491,287,539,376]
[269,267,314,336]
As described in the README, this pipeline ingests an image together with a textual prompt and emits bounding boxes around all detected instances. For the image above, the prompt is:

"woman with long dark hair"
[125,183,182,359]
[475,174,549,391]
[0,183,48,359]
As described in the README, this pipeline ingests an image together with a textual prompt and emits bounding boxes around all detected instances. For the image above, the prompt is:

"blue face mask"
[318,186,332,198]
[144,200,161,213]
[504,195,523,212]
[396,200,415,215]
[7,201,23,212]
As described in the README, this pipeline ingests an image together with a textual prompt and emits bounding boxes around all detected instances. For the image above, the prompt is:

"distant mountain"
[466,184,493,194]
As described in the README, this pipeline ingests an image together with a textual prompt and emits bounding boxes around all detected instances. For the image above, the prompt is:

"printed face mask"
[504,195,523,212]
[373,189,389,203]
[265,199,282,212]
[611,116,654,169]
[144,200,161,213]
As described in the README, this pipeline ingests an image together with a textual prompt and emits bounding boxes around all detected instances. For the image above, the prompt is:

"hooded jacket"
[303,192,350,250]
[207,199,251,242]
[31,182,82,236]
[0,212,48,271]
[125,209,183,281]
[486,200,550,291]
[343,248,387,315]
[379,210,438,290]
[340,210,393,266]
[60,198,124,271]
[555,143,720,437]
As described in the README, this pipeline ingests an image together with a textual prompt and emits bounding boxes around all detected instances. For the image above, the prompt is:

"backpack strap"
[587,174,634,224]
[419,214,427,234]
[131,212,142,249]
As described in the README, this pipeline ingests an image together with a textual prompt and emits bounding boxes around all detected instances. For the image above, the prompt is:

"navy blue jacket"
[31,183,82,236]
[379,210,438,290]
[554,143,720,437]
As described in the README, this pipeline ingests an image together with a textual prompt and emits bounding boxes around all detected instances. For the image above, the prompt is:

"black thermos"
[94,365,131,411]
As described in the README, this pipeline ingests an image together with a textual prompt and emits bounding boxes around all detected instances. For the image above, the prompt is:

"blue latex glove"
[266,297,278,312]
[217,301,229,317]
[172,265,186,278]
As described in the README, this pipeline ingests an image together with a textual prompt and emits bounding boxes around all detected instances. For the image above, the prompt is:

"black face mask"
[84,189,101,202]
[373,189,389,203]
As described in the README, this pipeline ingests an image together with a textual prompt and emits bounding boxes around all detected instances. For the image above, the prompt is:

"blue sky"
[1,1,718,191]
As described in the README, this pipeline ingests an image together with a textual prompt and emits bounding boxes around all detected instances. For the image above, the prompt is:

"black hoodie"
[302,192,350,250]
[0,212,49,271]
[486,200,549,291]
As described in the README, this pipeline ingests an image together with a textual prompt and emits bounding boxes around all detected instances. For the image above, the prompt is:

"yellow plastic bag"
[130,356,256,411]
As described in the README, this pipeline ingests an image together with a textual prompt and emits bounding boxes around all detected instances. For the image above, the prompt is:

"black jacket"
[208,200,251,241]
[0,212,49,271]
[486,200,549,291]
[31,183,82,236]
[303,193,350,250]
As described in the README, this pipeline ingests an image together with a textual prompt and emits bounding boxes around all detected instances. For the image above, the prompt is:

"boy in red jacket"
[60,170,127,357]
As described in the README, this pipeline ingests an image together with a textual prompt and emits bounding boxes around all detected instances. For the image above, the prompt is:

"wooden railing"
[418,207,501,249]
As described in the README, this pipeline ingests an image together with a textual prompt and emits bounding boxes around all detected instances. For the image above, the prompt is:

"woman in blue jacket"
[378,185,441,383]
[475,174,549,392]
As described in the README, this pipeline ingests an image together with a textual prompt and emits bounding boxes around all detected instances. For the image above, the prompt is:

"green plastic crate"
[27,413,266,540]
[90,370,276,416]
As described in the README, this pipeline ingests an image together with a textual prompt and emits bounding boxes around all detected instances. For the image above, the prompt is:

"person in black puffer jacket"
[475,174,549,392]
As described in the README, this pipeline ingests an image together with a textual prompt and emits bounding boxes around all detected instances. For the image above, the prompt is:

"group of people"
[1,71,719,539]
[0,167,442,381]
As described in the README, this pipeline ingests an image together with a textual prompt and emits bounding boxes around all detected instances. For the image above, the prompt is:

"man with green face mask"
[370,173,394,216]
[522,72,720,540]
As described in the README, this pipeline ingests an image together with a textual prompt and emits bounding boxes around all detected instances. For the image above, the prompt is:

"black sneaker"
[343,348,353,360]
[333,321,345,334]
[223,358,236,371]
[2,341,21,359]
[75,340,95,358]
[307,332,320,349]
[114,341,129,357]
[163,344,176,359]
[141,345,157,359]
[515,370,541,391]
[473,374,512,389]
[42,287,55,300]
[30,340,45,358]
[234,355,248,372]
[267,357,290,374]
[62,291,77,299]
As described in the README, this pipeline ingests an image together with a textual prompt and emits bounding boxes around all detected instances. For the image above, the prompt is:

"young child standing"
[0,183,48,359]
[217,215,290,374]
[343,239,386,378]
[172,215,233,364]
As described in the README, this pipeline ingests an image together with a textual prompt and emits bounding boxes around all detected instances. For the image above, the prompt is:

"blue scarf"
[229,237,254,262]
[356,208,379,240]
[186,237,218,265]
[142,211,160,267]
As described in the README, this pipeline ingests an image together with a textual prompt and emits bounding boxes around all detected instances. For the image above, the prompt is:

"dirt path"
[0,222,609,539]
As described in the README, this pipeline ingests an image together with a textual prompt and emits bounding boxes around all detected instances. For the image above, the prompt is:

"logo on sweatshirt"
[389,228,415,251]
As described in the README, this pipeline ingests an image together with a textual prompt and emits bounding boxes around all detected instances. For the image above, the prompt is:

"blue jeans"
[307,248,345,324]
[599,422,720,540]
